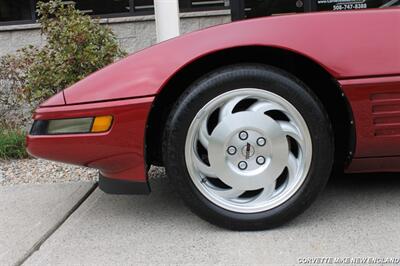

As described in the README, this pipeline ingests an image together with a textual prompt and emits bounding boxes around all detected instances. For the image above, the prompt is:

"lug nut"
[238,161,248,170]
[256,156,266,165]
[227,146,237,155]
[239,131,248,140]
[257,137,266,146]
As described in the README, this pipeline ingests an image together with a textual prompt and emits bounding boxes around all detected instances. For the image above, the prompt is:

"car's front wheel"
[163,64,333,230]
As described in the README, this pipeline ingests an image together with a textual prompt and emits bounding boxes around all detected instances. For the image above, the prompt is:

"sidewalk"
[22,174,400,265]
[0,183,95,266]
[2,172,400,265]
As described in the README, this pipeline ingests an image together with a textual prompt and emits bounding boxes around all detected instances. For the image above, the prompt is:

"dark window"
[133,0,154,12]
[72,0,130,16]
[0,0,228,26]
[390,0,400,6]
[244,0,304,18]
[0,0,35,23]
[71,0,229,15]
[180,0,228,11]
[191,0,227,9]
[386,0,400,6]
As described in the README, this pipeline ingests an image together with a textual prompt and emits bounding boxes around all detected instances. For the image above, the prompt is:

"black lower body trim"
[99,174,151,195]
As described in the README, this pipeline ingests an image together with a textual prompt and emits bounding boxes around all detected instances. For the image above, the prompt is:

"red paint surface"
[341,76,400,158]
[27,8,400,182]
[40,91,66,107]
[27,97,154,182]
[347,157,400,173]
[63,8,400,105]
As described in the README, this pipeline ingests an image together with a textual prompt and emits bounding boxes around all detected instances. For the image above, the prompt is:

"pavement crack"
[15,182,98,266]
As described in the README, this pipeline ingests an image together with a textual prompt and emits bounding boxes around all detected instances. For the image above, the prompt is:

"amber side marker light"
[91,116,113,133]
[30,116,113,135]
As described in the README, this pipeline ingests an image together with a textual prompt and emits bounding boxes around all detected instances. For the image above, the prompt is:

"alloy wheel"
[185,88,312,213]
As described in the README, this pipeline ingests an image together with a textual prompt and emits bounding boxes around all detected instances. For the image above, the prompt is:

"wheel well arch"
[145,46,355,171]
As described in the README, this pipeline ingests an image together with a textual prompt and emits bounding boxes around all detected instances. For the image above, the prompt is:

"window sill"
[0,9,230,32]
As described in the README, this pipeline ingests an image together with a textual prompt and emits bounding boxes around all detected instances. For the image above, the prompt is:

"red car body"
[27,8,400,193]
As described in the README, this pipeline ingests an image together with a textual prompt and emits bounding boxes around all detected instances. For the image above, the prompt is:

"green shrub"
[0,0,126,106]
[0,128,28,160]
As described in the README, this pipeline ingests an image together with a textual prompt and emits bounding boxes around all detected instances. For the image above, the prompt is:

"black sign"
[232,0,399,21]
[317,0,387,11]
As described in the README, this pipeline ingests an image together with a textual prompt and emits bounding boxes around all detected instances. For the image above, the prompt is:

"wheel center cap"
[241,143,255,159]
[208,111,289,191]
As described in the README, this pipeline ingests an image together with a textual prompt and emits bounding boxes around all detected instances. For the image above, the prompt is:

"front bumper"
[27,96,155,193]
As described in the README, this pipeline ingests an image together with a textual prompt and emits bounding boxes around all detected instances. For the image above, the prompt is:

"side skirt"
[346,156,400,173]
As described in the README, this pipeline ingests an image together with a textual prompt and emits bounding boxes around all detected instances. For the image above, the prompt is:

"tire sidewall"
[163,64,333,230]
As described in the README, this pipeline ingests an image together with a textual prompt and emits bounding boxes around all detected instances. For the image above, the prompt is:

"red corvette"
[27,8,400,230]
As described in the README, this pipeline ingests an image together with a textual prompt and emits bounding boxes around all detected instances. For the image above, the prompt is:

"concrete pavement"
[0,183,95,266]
[22,173,400,265]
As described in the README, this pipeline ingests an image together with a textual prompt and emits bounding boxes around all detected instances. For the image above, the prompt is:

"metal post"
[230,0,245,21]
[304,0,317,12]
[154,0,180,42]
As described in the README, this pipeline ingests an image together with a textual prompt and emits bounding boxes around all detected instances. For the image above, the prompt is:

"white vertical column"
[154,0,180,42]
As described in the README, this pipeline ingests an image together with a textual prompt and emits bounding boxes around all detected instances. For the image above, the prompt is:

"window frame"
[0,0,229,26]
[0,0,37,26]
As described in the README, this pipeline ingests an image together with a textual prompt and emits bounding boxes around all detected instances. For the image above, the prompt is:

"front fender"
[63,8,400,105]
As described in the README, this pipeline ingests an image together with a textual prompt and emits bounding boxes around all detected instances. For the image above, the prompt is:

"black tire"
[163,64,334,231]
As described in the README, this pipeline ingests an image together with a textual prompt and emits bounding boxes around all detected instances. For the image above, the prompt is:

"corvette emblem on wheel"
[242,142,254,159]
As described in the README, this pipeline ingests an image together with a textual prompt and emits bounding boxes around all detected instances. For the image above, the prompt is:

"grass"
[0,128,28,160]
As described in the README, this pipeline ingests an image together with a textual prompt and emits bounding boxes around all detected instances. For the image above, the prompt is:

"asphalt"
[0,182,96,266]
[10,172,400,265]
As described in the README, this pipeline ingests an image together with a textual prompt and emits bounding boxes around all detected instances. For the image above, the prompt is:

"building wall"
[0,10,231,57]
